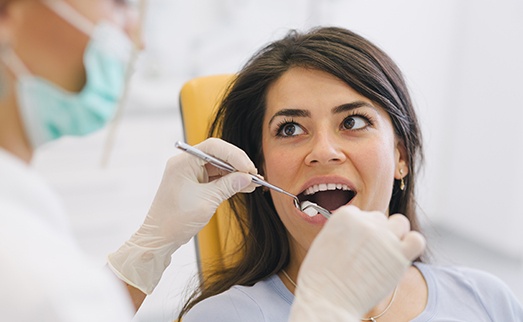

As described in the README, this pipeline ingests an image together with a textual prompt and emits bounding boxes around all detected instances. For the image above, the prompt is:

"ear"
[394,139,409,180]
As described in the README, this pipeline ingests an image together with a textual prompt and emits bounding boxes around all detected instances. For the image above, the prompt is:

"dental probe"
[174,141,331,219]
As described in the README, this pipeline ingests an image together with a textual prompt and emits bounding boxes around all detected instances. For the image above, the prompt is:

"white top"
[183,263,523,321]
[0,149,134,321]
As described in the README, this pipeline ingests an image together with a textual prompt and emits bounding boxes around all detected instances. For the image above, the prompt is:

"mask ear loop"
[100,0,148,168]
[0,45,31,98]
[0,47,31,78]
[41,0,95,35]
[0,62,6,99]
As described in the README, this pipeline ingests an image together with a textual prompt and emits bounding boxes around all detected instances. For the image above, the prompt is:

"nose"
[304,131,347,166]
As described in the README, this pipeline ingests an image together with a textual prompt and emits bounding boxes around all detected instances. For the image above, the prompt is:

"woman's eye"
[278,123,305,137]
[342,116,368,130]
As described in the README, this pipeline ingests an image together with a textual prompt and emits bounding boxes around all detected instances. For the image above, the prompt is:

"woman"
[180,27,523,321]
[0,1,422,321]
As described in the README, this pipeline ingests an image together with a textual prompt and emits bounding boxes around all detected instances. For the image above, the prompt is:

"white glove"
[289,205,425,322]
[107,138,258,294]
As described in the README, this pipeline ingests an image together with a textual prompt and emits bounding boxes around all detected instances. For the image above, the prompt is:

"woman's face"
[262,67,407,254]
[1,0,140,92]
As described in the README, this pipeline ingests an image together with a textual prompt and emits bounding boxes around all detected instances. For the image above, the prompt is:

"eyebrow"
[268,101,377,126]
[332,101,377,114]
[268,109,311,126]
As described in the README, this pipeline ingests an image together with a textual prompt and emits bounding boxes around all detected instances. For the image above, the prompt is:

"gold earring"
[399,169,406,191]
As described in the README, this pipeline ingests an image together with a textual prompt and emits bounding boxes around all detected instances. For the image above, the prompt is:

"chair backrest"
[179,74,243,282]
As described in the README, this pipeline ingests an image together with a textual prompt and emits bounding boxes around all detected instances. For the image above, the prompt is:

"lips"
[297,181,356,212]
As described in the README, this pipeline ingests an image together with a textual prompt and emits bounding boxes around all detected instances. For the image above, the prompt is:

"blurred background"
[32,0,523,321]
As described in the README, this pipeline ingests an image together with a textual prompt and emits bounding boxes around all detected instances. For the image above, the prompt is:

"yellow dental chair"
[178,74,243,283]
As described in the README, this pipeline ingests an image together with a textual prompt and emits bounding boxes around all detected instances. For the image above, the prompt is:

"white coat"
[0,149,134,321]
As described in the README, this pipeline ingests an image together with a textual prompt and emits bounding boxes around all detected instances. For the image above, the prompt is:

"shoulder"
[416,263,523,319]
[418,262,513,293]
[183,275,293,322]
[182,287,265,322]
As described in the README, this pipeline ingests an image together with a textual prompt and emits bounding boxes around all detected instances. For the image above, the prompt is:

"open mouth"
[297,183,356,212]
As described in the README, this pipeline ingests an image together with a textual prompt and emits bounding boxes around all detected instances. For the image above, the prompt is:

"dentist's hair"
[179,26,424,318]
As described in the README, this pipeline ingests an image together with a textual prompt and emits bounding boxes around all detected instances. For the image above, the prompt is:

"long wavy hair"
[179,26,424,319]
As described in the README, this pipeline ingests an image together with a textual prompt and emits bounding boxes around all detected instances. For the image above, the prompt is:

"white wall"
[137,0,523,255]
[427,0,523,258]
[33,0,523,320]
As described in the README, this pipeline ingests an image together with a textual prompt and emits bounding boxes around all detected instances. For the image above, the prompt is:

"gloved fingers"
[229,172,258,193]
[386,213,411,239]
[202,171,257,205]
[206,163,229,181]
[400,231,426,261]
[334,205,385,221]
[330,206,390,239]
[386,214,425,261]
[195,138,258,174]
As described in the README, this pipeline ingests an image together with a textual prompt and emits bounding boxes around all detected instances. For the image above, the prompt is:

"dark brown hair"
[179,26,424,318]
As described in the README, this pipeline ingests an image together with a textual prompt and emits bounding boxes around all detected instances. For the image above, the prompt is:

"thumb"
[401,231,426,261]
[206,172,255,202]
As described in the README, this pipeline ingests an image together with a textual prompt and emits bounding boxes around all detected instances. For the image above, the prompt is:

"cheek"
[262,143,317,232]
[359,141,396,172]
[264,154,298,181]
[261,143,301,184]
[355,139,397,209]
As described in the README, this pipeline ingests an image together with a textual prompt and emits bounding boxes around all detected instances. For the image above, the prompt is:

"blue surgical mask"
[1,1,134,148]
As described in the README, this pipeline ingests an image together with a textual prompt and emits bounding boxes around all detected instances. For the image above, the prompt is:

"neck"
[0,87,33,164]
[279,238,310,294]
[362,287,398,321]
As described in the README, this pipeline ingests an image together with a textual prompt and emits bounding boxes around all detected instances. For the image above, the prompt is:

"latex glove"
[108,138,258,294]
[289,205,425,322]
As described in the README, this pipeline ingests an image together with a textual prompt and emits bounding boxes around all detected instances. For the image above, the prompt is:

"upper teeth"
[304,183,351,196]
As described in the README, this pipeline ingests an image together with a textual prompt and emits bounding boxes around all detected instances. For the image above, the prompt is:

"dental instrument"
[174,141,331,219]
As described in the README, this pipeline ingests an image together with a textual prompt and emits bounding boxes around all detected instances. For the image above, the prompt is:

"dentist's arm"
[290,206,425,322]
[107,138,258,308]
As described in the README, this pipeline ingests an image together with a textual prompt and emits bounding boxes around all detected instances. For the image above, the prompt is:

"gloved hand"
[107,138,258,294]
[289,205,425,322]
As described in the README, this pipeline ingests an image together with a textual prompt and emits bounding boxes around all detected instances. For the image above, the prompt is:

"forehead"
[265,67,376,114]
